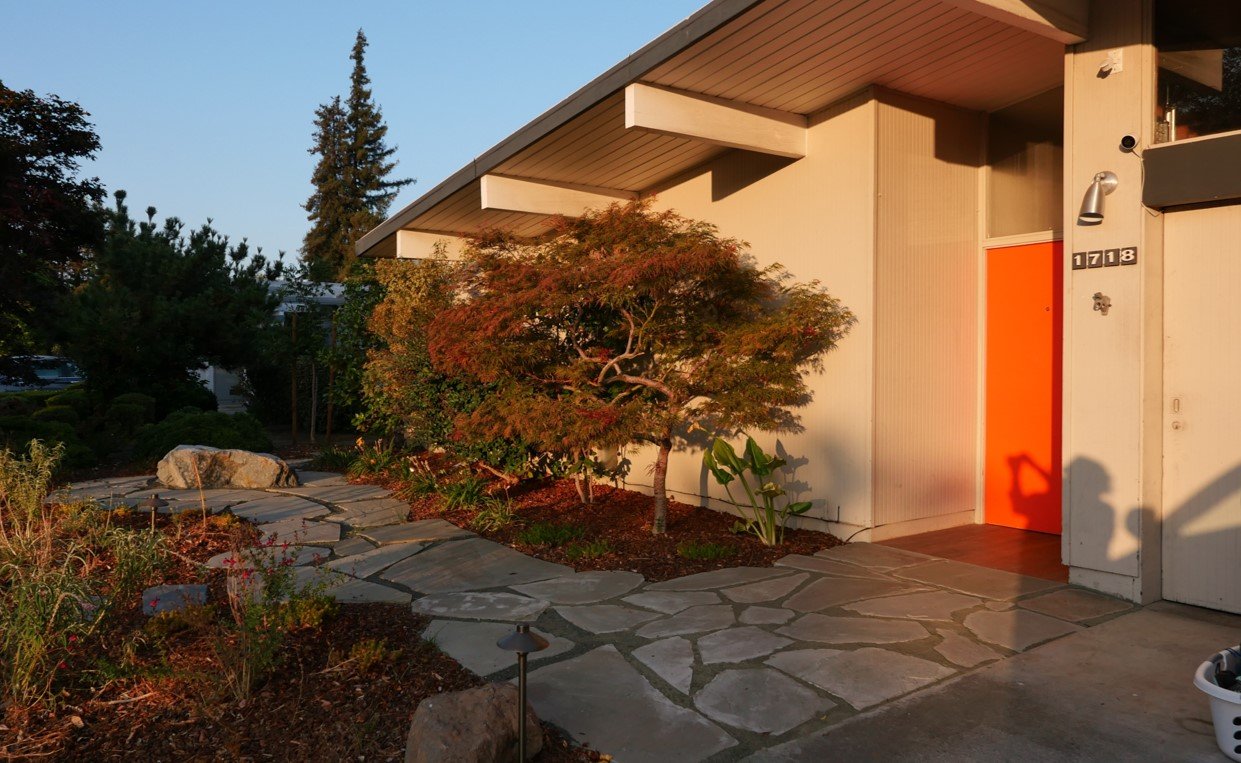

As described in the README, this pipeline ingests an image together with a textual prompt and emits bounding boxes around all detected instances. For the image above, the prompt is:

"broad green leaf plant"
[703,436,812,546]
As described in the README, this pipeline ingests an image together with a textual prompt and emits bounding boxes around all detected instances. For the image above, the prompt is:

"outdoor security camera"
[1119,135,1138,152]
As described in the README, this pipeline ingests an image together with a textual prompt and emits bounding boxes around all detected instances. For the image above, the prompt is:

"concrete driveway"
[749,601,1241,761]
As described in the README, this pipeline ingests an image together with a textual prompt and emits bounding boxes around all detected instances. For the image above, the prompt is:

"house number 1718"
[1072,247,1138,270]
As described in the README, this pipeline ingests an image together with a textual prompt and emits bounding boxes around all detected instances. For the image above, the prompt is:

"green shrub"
[346,443,399,478]
[564,539,612,561]
[110,392,157,420]
[48,389,90,415]
[676,541,737,561]
[32,405,80,426]
[311,444,355,471]
[0,395,37,417]
[516,522,584,547]
[469,498,517,532]
[16,389,59,406]
[103,402,150,436]
[132,409,272,461]
[439,475,488,511]
[0,416,94,469]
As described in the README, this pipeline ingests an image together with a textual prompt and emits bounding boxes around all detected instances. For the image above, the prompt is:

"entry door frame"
[975,229,1063,526]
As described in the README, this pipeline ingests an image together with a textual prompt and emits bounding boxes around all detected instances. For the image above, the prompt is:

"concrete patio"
[66,471,1240,761]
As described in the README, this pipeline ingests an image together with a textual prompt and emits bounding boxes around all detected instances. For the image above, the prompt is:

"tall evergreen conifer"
[302,30,411,281]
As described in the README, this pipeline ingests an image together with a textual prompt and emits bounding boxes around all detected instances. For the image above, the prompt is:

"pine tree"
[302,29,412,281]
[302,96,349,282]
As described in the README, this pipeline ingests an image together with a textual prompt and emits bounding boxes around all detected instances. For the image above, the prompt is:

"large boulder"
[406,682,543,763]
[156,445,299,489]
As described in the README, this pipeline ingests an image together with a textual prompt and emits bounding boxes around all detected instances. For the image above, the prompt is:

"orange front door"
[984,242,1063,534]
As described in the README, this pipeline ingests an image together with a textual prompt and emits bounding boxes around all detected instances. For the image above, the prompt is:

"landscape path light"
[497,623,549,761]
[136,493,168,530]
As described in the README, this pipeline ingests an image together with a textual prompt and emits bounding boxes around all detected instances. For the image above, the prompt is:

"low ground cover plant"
[516,521,585,548]
[677,540,738,561]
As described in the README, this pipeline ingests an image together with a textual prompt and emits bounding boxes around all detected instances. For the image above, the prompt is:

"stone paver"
[767,648,955,709]
[843,590,983,621]
[814,543,934,570]
[963,609,1082,652]
[774,554,888,579]
[694,669,834,735]
[935,629,1003,668]
[1017,588,1132,623]
[324,577,412,604]
[206,545,329,569]
[623,590,721,614]
[645,567,792,591]
[777,613,929,645]
[526,646,737,762]
[331,536,375,556]
[556,604,662,634]
[511,571,645,604]
[260,517,341,545]
[275,484,392,503]
[411,592,548,622]
[422,620,573,676]
[293,470,348,486]
[142,584,207,615]
[326,542,425,579]
[783,576,919,612]
[383,536,572,593]
[720,573,808,604]
[739,606,796,625]
[632,637,695,694]
[895,560,1062,600]
[230,494,330,523]
[697,626,792,664]
[329,497,410,528]
[362,519,474,545]
[636,605,737,639]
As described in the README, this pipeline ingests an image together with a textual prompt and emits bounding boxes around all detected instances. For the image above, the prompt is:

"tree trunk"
[651,437,672,535]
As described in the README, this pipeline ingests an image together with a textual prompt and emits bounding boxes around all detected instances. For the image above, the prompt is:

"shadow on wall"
[1068,455,1241,609]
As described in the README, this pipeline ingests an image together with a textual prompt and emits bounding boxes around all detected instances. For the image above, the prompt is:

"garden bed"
[2,496,593,762]
[43,605,589,762]
[401,477,842,582]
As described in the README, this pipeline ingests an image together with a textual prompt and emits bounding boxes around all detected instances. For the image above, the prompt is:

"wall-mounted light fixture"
[1078,171,1119,225]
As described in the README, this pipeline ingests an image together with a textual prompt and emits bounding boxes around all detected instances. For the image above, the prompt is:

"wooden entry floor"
[878,524,1068,583]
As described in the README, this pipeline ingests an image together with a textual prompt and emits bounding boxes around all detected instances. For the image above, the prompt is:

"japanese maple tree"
[428,201,855,534]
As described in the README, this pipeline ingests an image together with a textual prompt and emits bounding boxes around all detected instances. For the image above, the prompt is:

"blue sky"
[1,1,705,262]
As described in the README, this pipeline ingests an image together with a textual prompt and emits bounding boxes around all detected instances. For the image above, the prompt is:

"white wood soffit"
[479,174,637,217]
[395,230,465,260]
[941,0,1087,44]
[624,82,807,159]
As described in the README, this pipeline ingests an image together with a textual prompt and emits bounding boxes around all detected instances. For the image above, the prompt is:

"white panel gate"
[1163,203,1241,613]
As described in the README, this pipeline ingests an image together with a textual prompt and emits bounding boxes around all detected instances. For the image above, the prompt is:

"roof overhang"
[359,0,1080,258]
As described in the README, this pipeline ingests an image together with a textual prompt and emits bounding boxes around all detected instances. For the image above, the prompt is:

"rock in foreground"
[156,445,299,489]
[406,682,542,763]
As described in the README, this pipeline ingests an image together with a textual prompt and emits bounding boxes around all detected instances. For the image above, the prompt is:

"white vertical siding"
[871,90,984,529]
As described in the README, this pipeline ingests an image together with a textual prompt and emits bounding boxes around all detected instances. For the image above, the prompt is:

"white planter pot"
[1195,646,1241,761]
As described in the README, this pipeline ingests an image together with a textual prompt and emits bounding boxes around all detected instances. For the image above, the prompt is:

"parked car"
[0,355,84,392]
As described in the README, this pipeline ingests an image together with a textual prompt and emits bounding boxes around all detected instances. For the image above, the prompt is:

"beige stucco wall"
[623,92,879,537]
[1061,0,1163,603]
[621,87,986,541]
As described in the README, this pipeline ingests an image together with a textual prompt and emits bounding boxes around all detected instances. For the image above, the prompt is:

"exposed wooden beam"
[624,82,807,159]
[942,0,1087,44]
[395,230,466,260]
[479,174,635,217]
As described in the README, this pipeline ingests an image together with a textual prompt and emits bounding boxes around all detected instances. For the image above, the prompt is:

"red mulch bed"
[53,605,591,763]
[402,477,841,582]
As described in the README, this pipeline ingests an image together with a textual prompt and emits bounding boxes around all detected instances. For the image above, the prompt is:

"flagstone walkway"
[65,469,1137,762]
